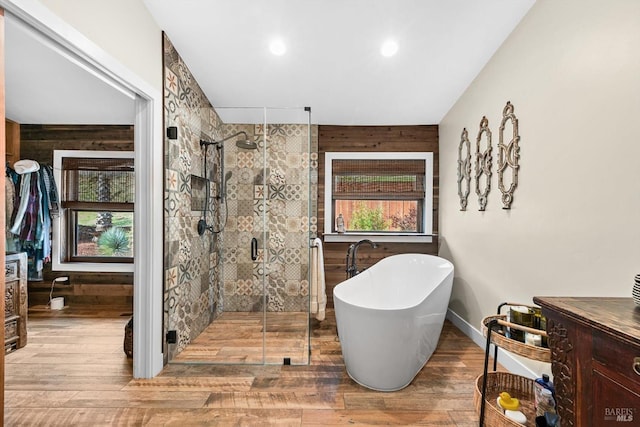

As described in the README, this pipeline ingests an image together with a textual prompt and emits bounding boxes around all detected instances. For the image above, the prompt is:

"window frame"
[52,149,135,272]
[323,152,434,243]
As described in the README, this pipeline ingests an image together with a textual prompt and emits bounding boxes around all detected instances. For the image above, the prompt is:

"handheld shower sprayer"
[222,171,232,200]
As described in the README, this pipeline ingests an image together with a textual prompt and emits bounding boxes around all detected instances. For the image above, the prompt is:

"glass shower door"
[260,107,312,365]
[165,106,312,366]
[215,110,267,364]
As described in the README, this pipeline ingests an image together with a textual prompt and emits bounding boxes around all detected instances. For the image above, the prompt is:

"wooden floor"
[5,307,490,426]
[172,312,310,365]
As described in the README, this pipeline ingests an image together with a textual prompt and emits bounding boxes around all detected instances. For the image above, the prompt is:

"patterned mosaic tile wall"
[163,34,225,359]
[220,122,318,312]
[163,34,319,359]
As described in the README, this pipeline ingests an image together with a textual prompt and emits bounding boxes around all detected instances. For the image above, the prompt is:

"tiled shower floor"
[170,311,310,364]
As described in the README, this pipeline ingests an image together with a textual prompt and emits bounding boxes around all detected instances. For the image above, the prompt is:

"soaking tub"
[333,253,454,391]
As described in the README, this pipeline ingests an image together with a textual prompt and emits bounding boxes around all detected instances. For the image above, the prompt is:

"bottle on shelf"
[336,213,345,233]
[534,374,556,417]
[508,305,534,342]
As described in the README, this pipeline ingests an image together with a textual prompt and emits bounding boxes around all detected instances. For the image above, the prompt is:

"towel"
[310,237,327,321]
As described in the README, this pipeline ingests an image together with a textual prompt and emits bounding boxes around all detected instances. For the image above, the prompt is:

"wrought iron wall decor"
[497,101,520,209]
[457,128,472,211]
[475,116,492,211]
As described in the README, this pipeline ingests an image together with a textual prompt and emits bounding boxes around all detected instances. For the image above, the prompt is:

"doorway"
[0,1,163,381]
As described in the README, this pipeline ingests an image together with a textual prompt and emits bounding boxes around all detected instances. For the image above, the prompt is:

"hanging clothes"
[10,173,32,235]
[5,171,14,220]
[5,166,18,252]
[7,160,59,279]
[18,174,40,242]
[41,165,59,217]
[38,170,52,262]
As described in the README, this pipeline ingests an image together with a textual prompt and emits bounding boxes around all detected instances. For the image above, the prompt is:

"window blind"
[61,157,134,206]
[332,159,425,200]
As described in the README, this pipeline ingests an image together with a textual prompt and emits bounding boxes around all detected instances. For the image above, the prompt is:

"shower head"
[236,139,258,150]
[202,131,257,149]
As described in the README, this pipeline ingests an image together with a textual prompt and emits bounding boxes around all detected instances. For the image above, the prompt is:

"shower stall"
[165,106,315,366]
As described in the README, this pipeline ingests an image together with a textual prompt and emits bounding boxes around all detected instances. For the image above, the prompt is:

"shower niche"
[167,106,316,366]
[190,175,208,212]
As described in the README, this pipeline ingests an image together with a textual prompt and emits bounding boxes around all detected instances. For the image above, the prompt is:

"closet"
[5,119,28,353]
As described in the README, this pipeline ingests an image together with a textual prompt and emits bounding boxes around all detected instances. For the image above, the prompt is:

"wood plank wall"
[20,124,134,163]
[19,124,134,307]
[318,125,439,307]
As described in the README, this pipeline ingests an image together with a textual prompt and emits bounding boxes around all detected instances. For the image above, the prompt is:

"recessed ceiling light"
[380,40,398,57]
[269,39,287,56]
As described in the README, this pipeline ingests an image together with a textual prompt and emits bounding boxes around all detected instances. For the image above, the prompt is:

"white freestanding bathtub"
[333,253,454,391]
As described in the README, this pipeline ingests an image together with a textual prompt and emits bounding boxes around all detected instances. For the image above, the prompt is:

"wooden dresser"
[533,297,640,426]
[5,252,27,353]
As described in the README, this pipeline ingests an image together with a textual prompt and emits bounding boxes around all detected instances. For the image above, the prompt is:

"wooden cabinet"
[5,252,27,353]
[534,297,640,426]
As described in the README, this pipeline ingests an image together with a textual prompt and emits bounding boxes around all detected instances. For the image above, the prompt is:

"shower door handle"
[250,238,258,261]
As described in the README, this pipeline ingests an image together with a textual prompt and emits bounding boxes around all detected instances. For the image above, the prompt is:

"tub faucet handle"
[346,239,377,278]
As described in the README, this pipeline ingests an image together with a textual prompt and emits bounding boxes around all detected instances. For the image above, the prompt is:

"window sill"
[322,233,434,244]
[52,260,134,273]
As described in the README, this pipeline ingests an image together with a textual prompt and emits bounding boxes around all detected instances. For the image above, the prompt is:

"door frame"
[0,0,164,378]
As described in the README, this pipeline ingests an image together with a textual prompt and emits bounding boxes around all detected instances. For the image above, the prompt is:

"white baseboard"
[446,308,537,379]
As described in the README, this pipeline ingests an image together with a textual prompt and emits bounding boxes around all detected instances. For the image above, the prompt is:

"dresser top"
[5,252,26,261]
[533,297,640,345]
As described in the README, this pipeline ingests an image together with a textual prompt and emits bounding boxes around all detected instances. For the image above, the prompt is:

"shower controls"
[197,219,207,236]
[198,132,253,235]
[251,238,258,261]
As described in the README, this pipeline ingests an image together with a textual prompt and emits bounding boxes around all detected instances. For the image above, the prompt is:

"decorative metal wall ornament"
[497,101,520,209]
[475,116,492,211]
[457,128,472,211]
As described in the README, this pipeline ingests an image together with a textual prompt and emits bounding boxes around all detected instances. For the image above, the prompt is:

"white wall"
[440,0,640,372]
[39,0,161,89]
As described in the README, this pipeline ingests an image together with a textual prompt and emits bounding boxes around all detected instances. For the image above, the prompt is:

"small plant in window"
[98,227,130,256]
[391,206,418,231]
[350,202,391,231]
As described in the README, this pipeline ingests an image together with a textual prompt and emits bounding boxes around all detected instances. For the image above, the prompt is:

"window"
[53,150,135,272]
[324,152,433,242]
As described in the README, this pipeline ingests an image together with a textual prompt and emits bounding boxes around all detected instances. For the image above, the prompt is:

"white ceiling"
[4,1,535,126]
[5,12,135,125]
[144,0,535,125]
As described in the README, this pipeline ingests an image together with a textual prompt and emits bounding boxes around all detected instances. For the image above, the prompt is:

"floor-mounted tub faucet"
[346,239,378,279]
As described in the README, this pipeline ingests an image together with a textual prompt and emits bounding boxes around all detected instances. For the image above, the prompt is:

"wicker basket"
[474,372,536,427]
[124,316,133,358]
[481,314,551,363]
